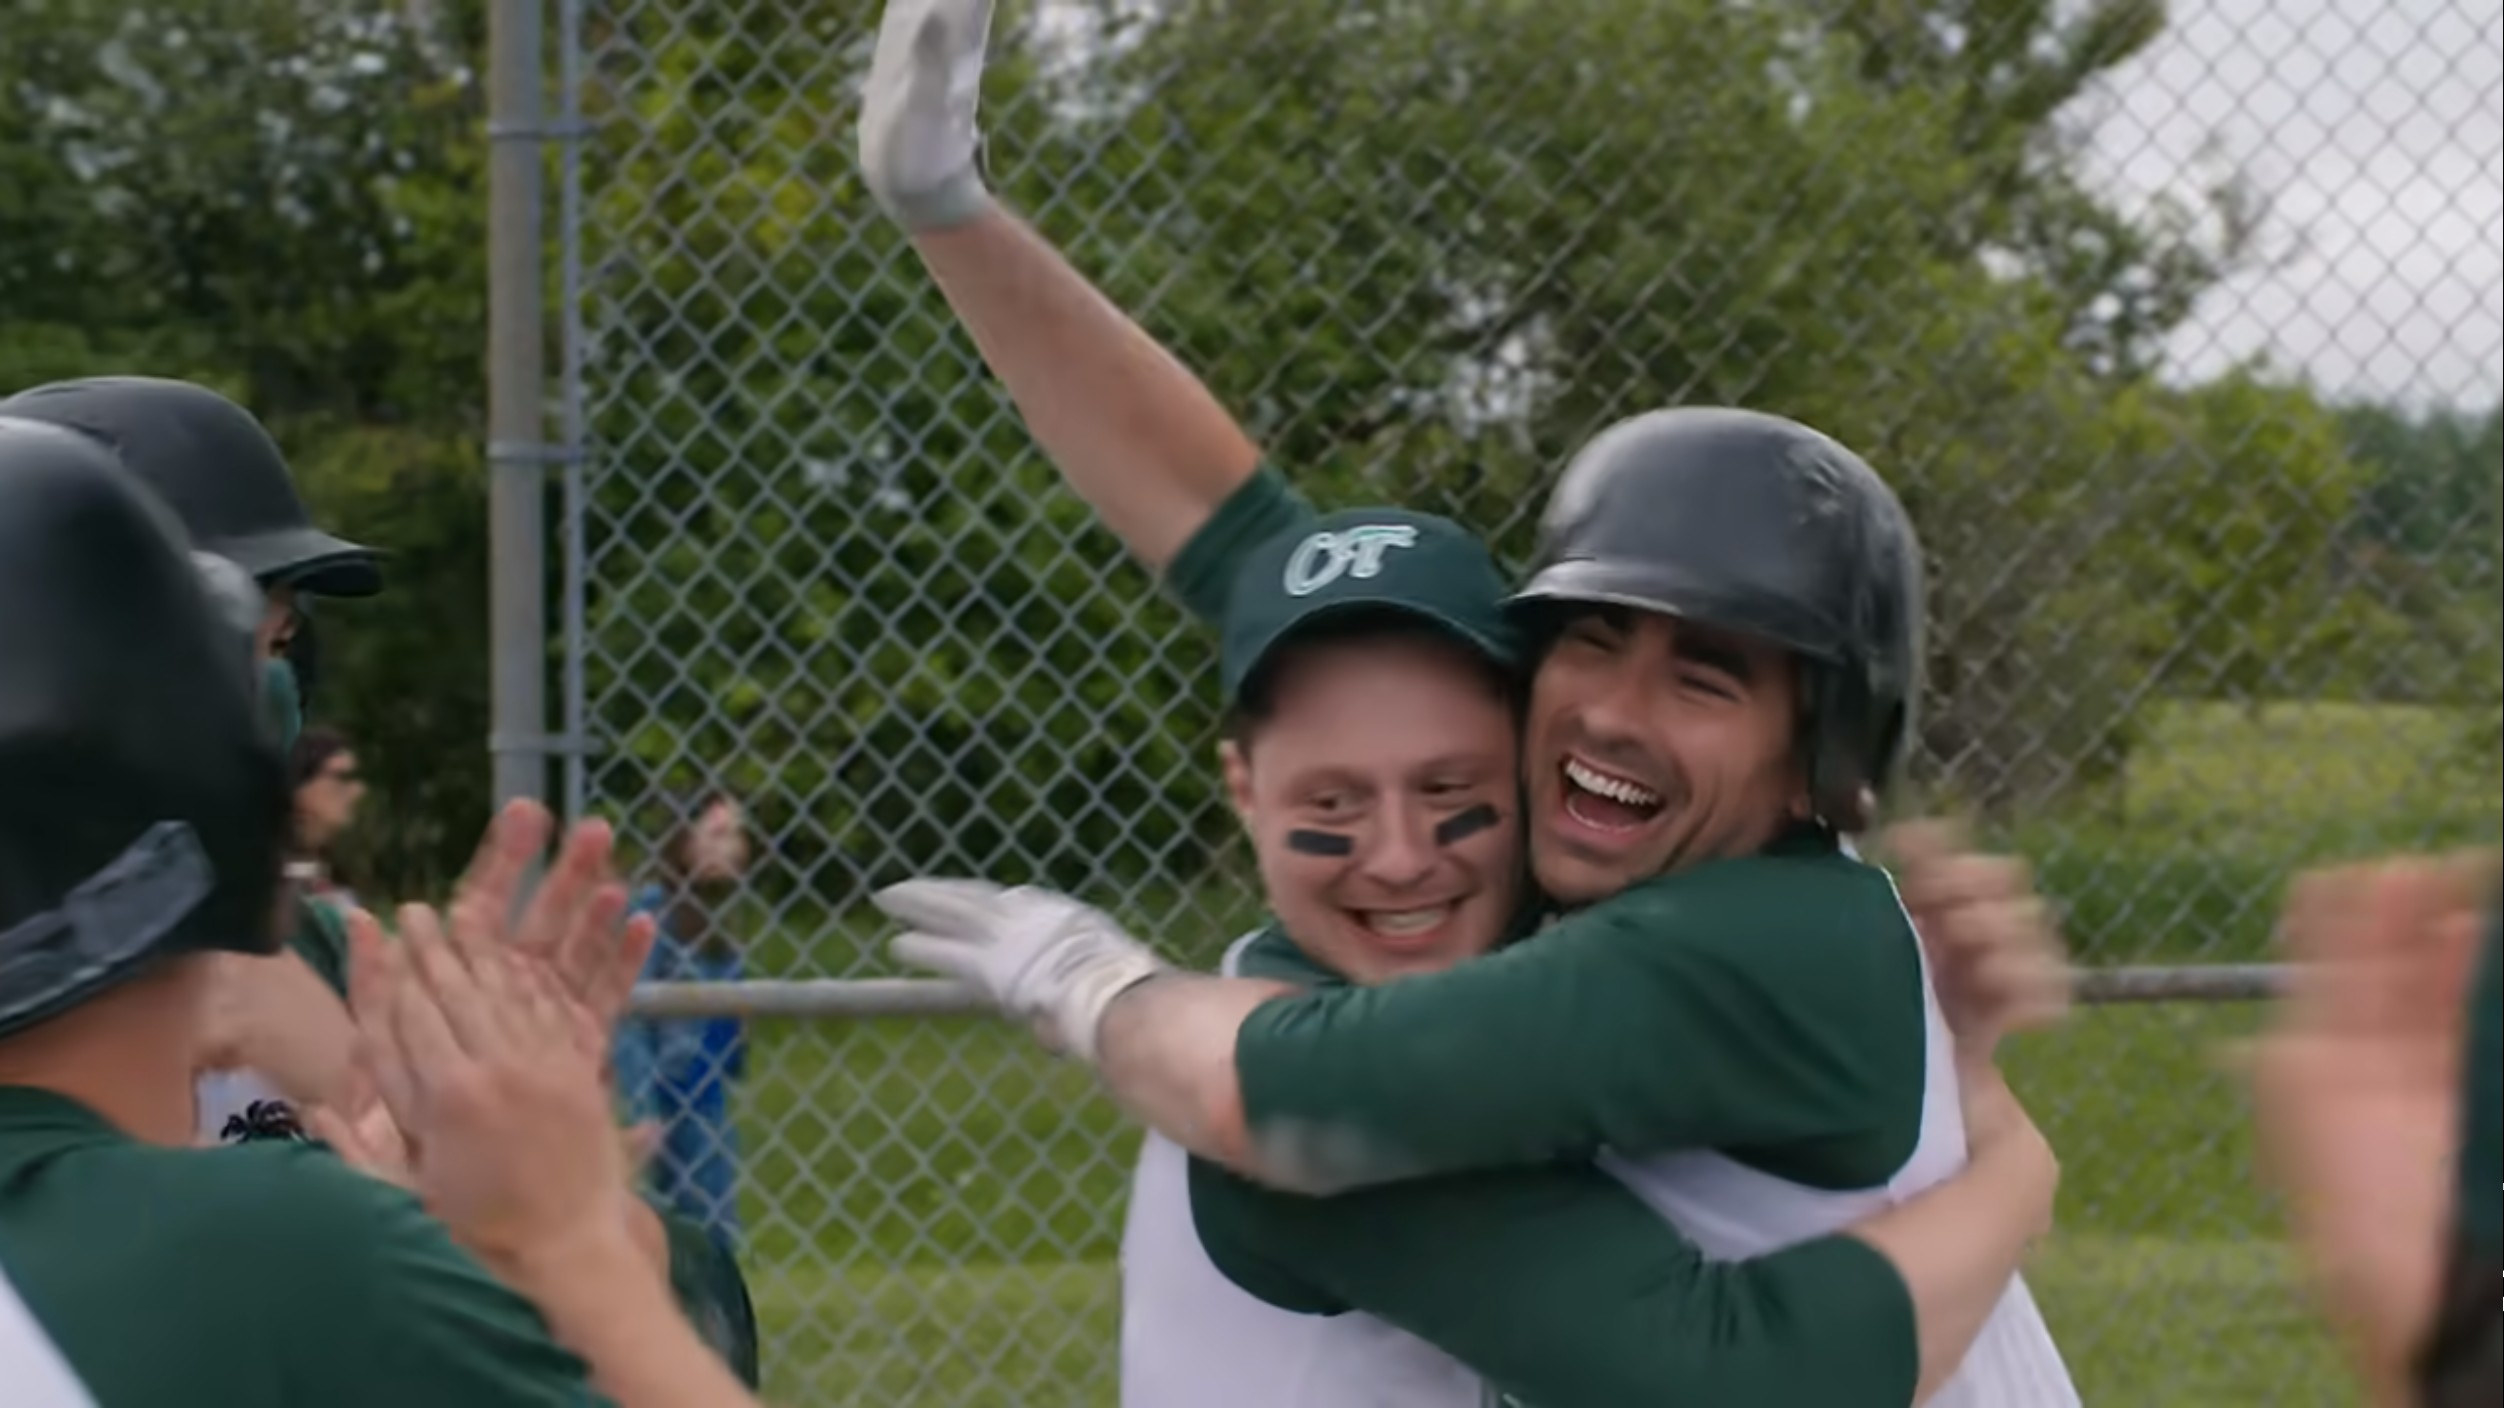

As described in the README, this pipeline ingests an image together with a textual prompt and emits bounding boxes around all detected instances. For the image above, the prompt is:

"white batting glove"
[857,0,998,231]
[876,879,1170,1064]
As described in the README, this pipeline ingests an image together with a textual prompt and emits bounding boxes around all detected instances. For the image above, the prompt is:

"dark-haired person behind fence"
[288,725,367,917]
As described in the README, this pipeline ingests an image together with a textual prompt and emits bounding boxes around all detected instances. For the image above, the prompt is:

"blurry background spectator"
[615,791,754,1247]
[287,725,368,916]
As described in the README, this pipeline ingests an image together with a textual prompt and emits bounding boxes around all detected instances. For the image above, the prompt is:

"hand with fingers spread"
[341,891,759,1408]
[448,800,650,1033]
[191,803,587,1150]
[1883,820,2073,1059]
[875,879,1170,1063]
[858,0,1000,231]
[2250,856,2491,1405]
[347,900,636,1277]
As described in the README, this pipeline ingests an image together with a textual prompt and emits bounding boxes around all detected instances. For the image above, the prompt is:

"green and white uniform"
[1123,923,1945,1407]
[1116,469,2076,1406]
[0,1260,92,1407]
[193,899,766,1390]
[1121,935,1493,1408]
[0,1087,611,1407]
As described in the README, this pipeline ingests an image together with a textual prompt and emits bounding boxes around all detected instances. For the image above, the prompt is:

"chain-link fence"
[547,1,2502,1403]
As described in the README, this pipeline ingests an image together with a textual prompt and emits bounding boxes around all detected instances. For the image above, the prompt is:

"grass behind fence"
[710,701,2498,1405]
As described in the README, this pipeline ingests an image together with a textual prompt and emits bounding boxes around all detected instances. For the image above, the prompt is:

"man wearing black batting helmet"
[0,378,766,1387]
[859,3,2079,1402]
[0,416,621,1406]
[0,375,382,687]
[0,377,380,1137]
[1505,405,1926,870]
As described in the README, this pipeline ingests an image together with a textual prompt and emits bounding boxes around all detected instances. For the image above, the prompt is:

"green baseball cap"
[1220,507,1521,703]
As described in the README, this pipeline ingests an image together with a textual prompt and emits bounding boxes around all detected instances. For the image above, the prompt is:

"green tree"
[569,3,1227,917]
[0,0,493,897]
[566,0,2428,892]
[2342,401,2502,578]
[1059,0,2365,815]
[8,0,2462,919]
[2334,399,2504,752]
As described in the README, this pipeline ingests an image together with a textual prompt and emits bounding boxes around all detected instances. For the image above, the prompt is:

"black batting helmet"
[0,418,293,1039]
[1509,407,1924,830]
[0,377,380,597]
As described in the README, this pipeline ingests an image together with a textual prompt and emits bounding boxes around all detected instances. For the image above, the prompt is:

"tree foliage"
[0,0,2482,910]
[0,0,491,895]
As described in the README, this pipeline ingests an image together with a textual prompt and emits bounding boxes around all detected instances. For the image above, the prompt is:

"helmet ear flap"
[189,551,264,659]
[1801,661,1891,833]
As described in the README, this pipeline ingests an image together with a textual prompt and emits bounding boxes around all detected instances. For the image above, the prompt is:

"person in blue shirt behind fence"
[615,790,754,1247]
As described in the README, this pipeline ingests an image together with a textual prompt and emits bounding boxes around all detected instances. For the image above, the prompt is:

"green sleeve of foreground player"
[0,1088,610,1408]
[1162,466,1320,626]
[2456,907,2500,1256]
[1182,927,1919,1408]
[1235,829,1928,1190]
[1188,1153,1918,1408]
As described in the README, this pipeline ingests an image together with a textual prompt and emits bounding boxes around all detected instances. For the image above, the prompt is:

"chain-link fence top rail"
[566,1,2499,1402]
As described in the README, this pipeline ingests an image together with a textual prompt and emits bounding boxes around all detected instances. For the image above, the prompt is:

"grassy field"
[705,701,2499,1405]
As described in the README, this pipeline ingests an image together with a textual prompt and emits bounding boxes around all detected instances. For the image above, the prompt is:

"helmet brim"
[1507,559,1846,664]
[222,526,383,598]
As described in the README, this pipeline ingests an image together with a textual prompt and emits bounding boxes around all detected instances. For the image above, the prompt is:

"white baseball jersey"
[1599,886,2080,1406]
[194,1067,288,1145]
[1120,936,1492,1408]
[1121,914,2080,1407]
[0,1261,96,1408]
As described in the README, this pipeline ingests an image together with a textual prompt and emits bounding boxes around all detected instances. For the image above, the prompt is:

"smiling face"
[1224,627,1523,984]
[1524,605,1811,906]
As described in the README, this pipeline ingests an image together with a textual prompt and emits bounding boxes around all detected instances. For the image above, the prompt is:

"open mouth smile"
[1559,754,1666,833]
[1345,900,1467,951]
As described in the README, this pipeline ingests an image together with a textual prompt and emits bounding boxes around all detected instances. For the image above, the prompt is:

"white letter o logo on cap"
[1282,525,1420,597]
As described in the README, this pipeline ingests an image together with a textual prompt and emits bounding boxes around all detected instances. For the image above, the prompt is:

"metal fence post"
[486,0,548,808]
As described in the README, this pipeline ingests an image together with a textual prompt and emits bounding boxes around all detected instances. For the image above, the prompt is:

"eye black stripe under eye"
[1286,829,1355,857]
[1434,804,1501,846]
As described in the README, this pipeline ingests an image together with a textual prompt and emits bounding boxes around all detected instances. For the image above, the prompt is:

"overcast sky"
[2079,0,2502,408]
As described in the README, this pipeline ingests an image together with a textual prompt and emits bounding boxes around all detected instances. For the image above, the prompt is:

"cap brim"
[1233,595,1520,701]
[221,526,383,598]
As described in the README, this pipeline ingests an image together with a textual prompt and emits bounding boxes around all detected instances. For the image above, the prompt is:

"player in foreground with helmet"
[855,1,2077,1403]
[0,417,773,1408]
[0,376,383,1133]
[0,375,763,1384]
